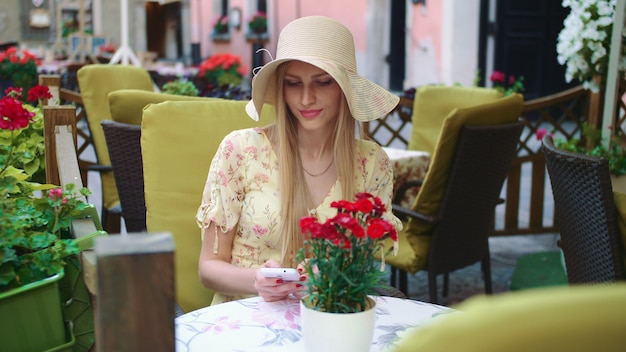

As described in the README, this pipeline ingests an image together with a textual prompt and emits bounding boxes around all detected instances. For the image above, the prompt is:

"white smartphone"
[260,267,301,282]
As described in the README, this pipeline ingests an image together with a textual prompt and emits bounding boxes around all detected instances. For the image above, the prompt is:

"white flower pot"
[299,297,376,352]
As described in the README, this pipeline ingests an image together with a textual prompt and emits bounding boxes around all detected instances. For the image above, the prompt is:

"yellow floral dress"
[196,127,401,304]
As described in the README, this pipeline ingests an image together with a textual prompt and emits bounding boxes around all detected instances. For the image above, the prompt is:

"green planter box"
[0,270,67,352]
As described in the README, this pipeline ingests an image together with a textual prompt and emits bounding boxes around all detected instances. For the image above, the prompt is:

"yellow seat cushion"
[393,283,626,352]
[108,89,218,125]
[611,191,626,273]
[408,86,502,155]
[406,94,523,241]
[381,225,430,274]
[141,100,274,312]
[77,64,154,210]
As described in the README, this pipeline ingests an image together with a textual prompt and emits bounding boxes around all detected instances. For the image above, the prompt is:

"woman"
[196,16,402,305]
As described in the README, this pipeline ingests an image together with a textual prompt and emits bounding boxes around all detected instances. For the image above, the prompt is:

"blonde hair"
[265,62,359,266]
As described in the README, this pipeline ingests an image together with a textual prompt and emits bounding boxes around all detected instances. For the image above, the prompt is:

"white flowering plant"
[556,0,626,92]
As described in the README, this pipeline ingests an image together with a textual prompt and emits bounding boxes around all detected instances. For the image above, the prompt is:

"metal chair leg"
[482,257,493,294]
[428,272,438,304]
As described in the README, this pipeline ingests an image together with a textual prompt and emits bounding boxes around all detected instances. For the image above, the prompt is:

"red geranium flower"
[27,85,52,103]
[0,96,34,130]
[4,87,23,100]
[489,70,506,83]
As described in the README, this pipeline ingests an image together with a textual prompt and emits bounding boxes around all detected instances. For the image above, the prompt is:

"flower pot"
[0,270,66,352]
[299,296,376,352]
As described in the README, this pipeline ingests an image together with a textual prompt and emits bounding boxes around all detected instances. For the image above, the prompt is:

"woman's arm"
[198,222,305,301]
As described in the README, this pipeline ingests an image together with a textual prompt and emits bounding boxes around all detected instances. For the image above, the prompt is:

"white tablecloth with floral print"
[382,147,430,208]
[175,295,452,352]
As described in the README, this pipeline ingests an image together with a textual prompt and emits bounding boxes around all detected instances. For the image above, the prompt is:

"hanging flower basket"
[248,11,268,34]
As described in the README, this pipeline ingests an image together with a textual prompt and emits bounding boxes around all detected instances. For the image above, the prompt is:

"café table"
[175,295,452,352]
[382,147,430,208]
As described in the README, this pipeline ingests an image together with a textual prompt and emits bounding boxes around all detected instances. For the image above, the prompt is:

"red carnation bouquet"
[297,192,398,313]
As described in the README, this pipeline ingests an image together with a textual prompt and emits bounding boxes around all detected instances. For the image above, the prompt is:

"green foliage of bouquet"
[556,0,626,91]
[0,86,92,291]
[198,53,247,88]
[297,193,398,313]
[0,48,40,94]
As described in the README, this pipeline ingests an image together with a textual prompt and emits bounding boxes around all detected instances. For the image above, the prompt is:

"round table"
[175,295,453,351]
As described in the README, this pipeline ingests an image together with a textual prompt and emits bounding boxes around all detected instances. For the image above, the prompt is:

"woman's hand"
[255,259,307,302]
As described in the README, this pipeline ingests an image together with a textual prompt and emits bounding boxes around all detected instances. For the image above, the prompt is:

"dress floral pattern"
[196,127,401,304]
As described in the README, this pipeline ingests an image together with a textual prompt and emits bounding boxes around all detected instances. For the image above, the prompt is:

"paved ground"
[389,233,561,306]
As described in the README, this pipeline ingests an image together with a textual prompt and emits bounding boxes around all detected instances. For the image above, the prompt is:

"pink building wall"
[409,2,443,85]
[189,0,460,90]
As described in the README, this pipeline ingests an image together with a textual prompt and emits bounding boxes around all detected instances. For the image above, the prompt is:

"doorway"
[481,0,575,100]
[146,1,183,60]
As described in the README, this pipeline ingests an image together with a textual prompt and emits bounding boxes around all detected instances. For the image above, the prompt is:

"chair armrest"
[88,164,113,173]
[60,88,83,105]
[391,203,439,224]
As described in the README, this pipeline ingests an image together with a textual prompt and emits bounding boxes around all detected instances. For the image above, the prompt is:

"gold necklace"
[302,158,334,177]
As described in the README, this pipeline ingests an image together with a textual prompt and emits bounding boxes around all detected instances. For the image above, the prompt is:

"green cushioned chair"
[141,100,274,312]
[105,89,219,234]
[77,64,155,232]
[380,94,524,301]
[393,283,626,352]
[408,85,503,155]
[108,89,217,126]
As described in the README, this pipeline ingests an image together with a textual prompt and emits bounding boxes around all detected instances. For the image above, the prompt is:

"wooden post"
[43,106,78,187]
[587,75,605,132]
[94,233,176,352]
[38,74,61,106]
[43,105,100,295]
[601,0,626,148]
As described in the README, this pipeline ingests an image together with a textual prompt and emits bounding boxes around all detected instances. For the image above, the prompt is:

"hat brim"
[246,58,399,122]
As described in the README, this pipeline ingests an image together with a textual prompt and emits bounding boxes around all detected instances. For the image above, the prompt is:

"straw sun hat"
[245,16,399,122]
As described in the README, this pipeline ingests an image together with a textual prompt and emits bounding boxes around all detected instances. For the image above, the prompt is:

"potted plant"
[162,77,199,96]
[248,11,268,34]
[297,192,398,352]
[0,86,48,184]
[489,70,525,96]
[212,15,230,40]
[537,124,626,191]
[0,85,100,351]
[197,53,248,99]
[556,0,626,92]
[0,48,40,96]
